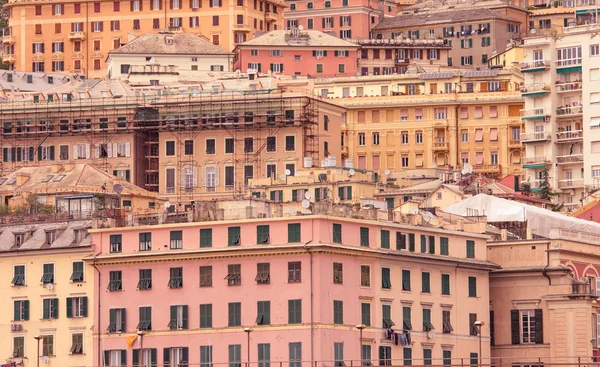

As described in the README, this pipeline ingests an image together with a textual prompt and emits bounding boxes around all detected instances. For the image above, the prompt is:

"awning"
[522,163,547,169]
[397,82,426,86]
[556,66,582,73]
[522,92,547,97]
[576,9,600,14]
[62,194,95,199]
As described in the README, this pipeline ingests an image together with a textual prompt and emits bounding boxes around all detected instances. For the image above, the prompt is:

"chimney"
[15,172,30,186]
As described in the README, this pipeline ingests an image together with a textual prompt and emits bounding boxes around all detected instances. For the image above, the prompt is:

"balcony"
[556,105,583,118]
[520,82,550,96]
[556,130,583,142]
[519,60,549,72]
[508,139,522,148]
[473,164,501,173]
[2,35,14,45]
[522,156,552,168]
[2,54,15,64]
[433,119,448,127]
[69,31,85,40]
[555,81,582,93]
[234,24,252,32]
[266,11,278,22]
[557,154,583,164]
[558,178,584,188]
[395,58,410,65]
[508,119,522,127]
[520,132,551,143]
[432,142,449,151]
[520,108,548,120]
[576,0,599,9]
[556,58,582,73]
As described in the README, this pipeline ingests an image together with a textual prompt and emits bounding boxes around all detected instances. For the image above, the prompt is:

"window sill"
[492,344,550,349]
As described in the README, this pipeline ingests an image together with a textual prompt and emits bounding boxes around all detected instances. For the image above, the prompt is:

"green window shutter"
[402,269,411,291]
[441,274,450,295]
[468,276,477,297]
[420,235,426,253]
[292,190,298,202]
[151,349,157,366]
[381,230,390,249]
[360,227,369,247]
[120,309,126,332]
[82,297,88,317]
[125,170,131,182]
[228,227,241,246]
[315,188,321,201]
[133,349,140,367]
[403,348,412,365]
[23,300,29,320]
[52,298,59,318]
[467,240,475,258]
[104,351,110,366]
[66,297,73,318]
[163,348,171,367]
[333,300,343,324]
[422,272,430,293]
[182,347,189,365]
[121,350,127,367]
[14,301,20,321]
[333,223,342,243]
[170,305,177,330]
[402,306,412,330]
[361,303,371,326]
[200,228,212,248]
[381,267,391,289]
[409,233,415,252]
[270,191,275,201]
[429,236,435,254]
[182,305,188,329]
[440,237,449,255]
[288,223,301,243]
[257,225,270,244]
[347,186,352,200]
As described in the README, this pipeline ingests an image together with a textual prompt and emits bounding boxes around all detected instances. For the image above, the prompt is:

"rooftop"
[35,78,135,100]
[0,71,71,94]
[110,32,232,55]
[373,8,522,30]
[0,219,92,253]
[237,30,360,48]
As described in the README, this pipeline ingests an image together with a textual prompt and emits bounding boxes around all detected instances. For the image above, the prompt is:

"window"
[466,240,475,258]
[288,299,302,324]
[256,263,270,285]
[67,296,88,318]
[443,310,453,333]
[379,346,391,366]
[200,304,212,328]
[423,308,434,331]
[289,343,302,367]
[12,265,25,286]
[380,229,390,249]
[137,232,152,251]
[285,135,296,151]
[361,265,370,287]
[332,262,343,284]
[358,133,366,146]
[517,310,543,344]
[333,300,344,324]
[110,234,122,253]
[382,304,394,328]
[359,303,371,327]
[42,298,59,319]
[206,139,216,154]
[416,131,423,144]
[422,272,431,293]
[441,273,450,295]
[170,230,183,249]
[168,267,183,288]
[255,225,270,244]
[439,237,449,255]
[71,261,84,282]
[41,263,54,284]
[591,44,599,56]
[227,264,241,285]
[199,267,213,288]
[402,306,412,330]
[228,226,241,246]
[42,336,54,357]
[382,267,391,289]
[13,336,24,358]
[166,141,175,156]
[108,271,122,291]
[372,132,380,146]
[333,223,342,243]
[468,276,477,297]
[108,308,126,333]
[138,306,152,331]
[229,345,241,367]
[288,261,301,283]
[360,227,369,247]
[13,300,30,321]
[288,223,301,243]
[199,228,212,248]
[137,269,152,290]
[402,269,411,291]
[169,305,188,330]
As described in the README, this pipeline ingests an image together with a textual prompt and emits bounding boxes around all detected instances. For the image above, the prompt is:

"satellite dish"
[301,199,310,208]
[279,175,286,181]
[463,162,473,174]
[427,331,436,339]
[285,169,292,176]
[304,191,312,200]
[113,184,123,194]
[298,25,304,31]
[384,169,391,175]
[42,356,49,364]
[411,207,419,215]
[164,201,171,209]
[45,283,54,291]
[348,169,356,176]
[530,28,537,34]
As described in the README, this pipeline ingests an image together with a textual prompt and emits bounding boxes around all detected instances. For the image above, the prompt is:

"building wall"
[108,53,232,79]
[235,47,359,76]
[4,0,283,78]
[0,247,95,367]
[92,215,492,366]
[356,44,450,75]
[421,186,465,210]
[488,47,524,68]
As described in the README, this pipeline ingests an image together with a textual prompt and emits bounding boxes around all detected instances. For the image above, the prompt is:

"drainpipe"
[454,104,460,166]
[542,241,551,285]
[92,235,103,367]
[304,235,314,365]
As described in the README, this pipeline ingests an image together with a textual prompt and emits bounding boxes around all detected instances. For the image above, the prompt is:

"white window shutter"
[125,142,131,157]
[107,143,112,158]
[94,145,99,158]
[215,166,220,186]
[193,167,198,187]
[113,143,118,158]
[73,145,79,159]
[201,167,206,186]
[85,144,90,159]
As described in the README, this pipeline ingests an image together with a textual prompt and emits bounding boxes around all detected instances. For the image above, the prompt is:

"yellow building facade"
[314,70,525,178]
[0,220,94,367]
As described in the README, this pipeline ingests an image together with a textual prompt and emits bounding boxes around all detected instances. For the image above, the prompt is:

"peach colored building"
[3,0,284,78]
[234,30,359,77]
[90,214,495,367]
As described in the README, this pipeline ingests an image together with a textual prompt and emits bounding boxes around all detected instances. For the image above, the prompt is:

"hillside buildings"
[3,0,284,78]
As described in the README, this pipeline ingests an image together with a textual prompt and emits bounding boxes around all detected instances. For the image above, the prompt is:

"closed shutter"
[534,309,543,344]
[381,230,389,249]
[420,235,426,253]
[429,236,435,254]
[409,233,415,252]
[182,347,189,366]
[511,310,520,344]
[163,348,171,367]
[490,310,495,346]
[120,350,127,367]
[23,300,30,320]
[133,349,140,367]
[66,297,73,318]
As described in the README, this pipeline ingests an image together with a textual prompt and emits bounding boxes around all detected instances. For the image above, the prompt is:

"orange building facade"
[3,0,284,78]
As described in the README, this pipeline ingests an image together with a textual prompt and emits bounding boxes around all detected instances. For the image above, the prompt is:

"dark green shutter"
[409,233,415,252]
[29,147,34,161]
[133,349,140,367]
[14,301,20,321]
[292,190,297,202]
[151,349,157,366]
[402,270,410,291]
[125,170,131,182]
[467,240,475,258]
[429,236,435,254]
[104,351,110,366]
[534,309,543,344]
[183,305,188,329]
[360,227,369,247]
[441,274,450,295]
[121,309,126,332]
[66,297,73,318]
[422,272,430,293]
[420,235,426,253]
[38,147,42,161]
[440,237,449,255]
[315,188,321,201]
[170,306,176,329]
[469,277,477,297]
[338,187,343,198]
[52,298,58,318]
[381,230,390,249]
[511,310,519,344]
[120,350,127,367]
[163,348,171,367]
[490,311,495,346]
[182,347,189,366]
[23,300,29,320]
[361,303,370,326]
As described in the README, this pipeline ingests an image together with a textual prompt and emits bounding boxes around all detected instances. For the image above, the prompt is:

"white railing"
[520,108,548,117]
[519,60,549,69]
[558,178,584,188]
[555,81,582,92]
[556,130,583,140]
[556,58,582,67]
[556,105,583,116]
[557,154,584,163]
[521,132,551,141]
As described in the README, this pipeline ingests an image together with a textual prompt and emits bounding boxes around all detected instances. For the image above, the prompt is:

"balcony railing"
[524,156,551,164]
[521,132,551,142]
[68,31,85,40]
[508,139,522,147]
[571,281,592,296]
[556,130,583,140]
[520,108,548,118]
[556,105,583,116]
[556,58,582,67]
[519,60,549,70]
[557,154,584,163]
[473,164,501,172]
[266,11,278,22]
[558,178,584,188]
[432,142,449,151]
[576,0,597,6]
[520,83,550,93]
[2,35,14,44]
[555,81,582,92]
[2,54,15,64]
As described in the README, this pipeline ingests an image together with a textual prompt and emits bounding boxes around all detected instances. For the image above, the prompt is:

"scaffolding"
[0,89,321,204]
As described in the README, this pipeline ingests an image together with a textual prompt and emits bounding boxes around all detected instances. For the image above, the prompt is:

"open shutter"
[66,297,73,318]
[121,350,127,367]
[490,310,495,346]
[511,310,520,344]
[38,147,43,161]
[182,347,189,367]
[182,305,188,329]
[214,166,219,186]
[121,309,126,332]
[85,143,90,158]
[125,142,131,157]
[113,143,118,157]
[151,349,157,366]
[125,170,131,182]
[133,349,140,367]
[73,145,79,159]
[534,309,543,344]
[49,146,55,160]
[163,348,171,367]
[23,300,30,320]
[193,167,198,187]
[83,296,88,317]
[170,306,176,329]
[104,351,110,366]
[52,298,59,319]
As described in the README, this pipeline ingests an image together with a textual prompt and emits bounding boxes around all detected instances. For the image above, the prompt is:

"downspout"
[304,233,314,364]
[85,2,89,79]
[92,235,103,367]
[454,104,460,166]
[542,241,551,285]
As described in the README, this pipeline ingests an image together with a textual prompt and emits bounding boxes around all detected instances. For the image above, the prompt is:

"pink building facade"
[90,215,495,367]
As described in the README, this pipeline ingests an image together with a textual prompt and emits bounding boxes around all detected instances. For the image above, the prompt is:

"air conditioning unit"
[124,206,132,212]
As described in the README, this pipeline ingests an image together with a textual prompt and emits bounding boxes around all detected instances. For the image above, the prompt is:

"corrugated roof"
[419,71,453,79]
[238,30,360,48]
[110,33,232,55]
[373,8,521,30]
[463,69,499,77]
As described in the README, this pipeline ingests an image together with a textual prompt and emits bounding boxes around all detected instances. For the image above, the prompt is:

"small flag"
[126,335,138,348]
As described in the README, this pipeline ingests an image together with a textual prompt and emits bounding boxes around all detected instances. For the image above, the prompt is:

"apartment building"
[527,1,576,32]
[282,0,399,39]
[372,8,526,67]
[314,70,525,178]
[0,220,94,367]
[90,214,495,367]
[3,0,284,78]
[519,22,600,211]
[234,29,360,76]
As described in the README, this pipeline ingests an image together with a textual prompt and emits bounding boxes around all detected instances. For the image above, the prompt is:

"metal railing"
[519,60,549,69]
[520,108,548,118]
[520,82,549,93]
[556,105,583,116]
[524,156,551,164]
[556,130,583,139]
[521,132,551,141]
[556,58,582,67]
[555,81,582,92]
[557,154,584,163]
